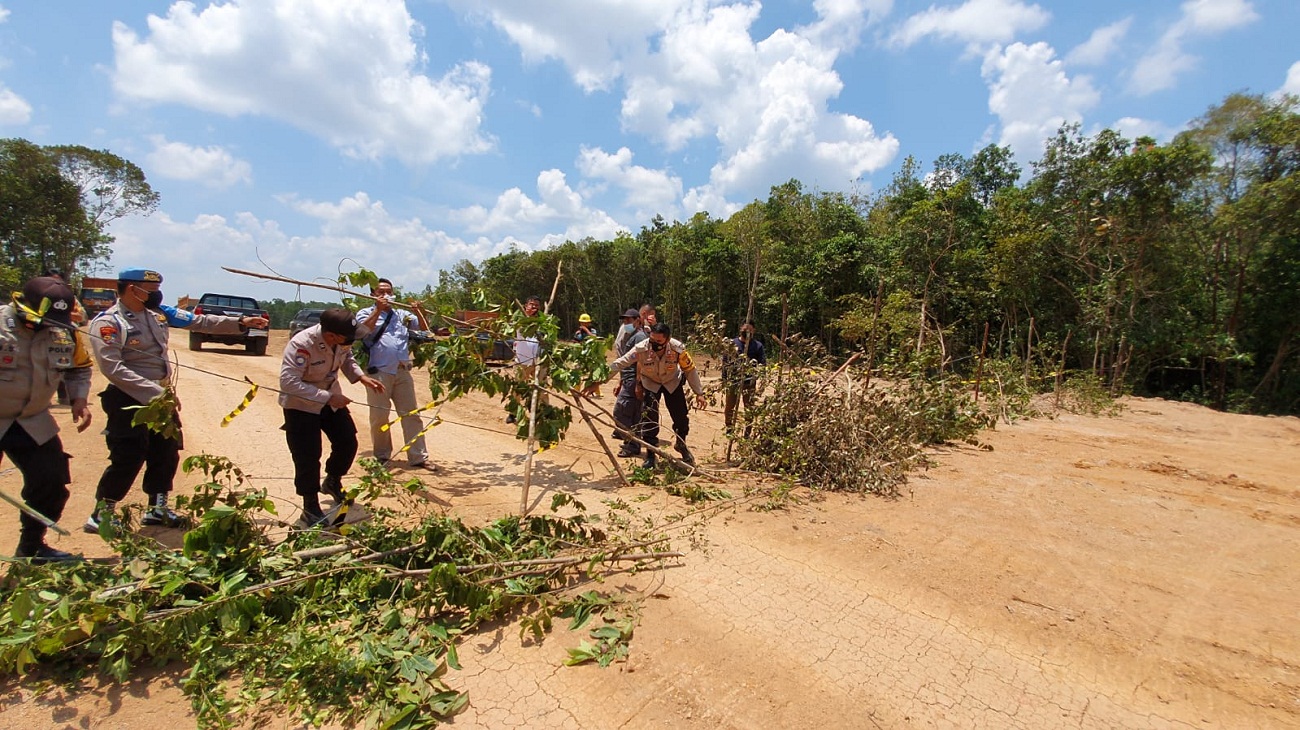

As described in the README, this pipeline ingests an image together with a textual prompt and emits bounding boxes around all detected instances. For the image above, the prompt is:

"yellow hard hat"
[579,313,592,323]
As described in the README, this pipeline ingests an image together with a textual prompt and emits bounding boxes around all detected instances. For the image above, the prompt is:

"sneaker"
[320,474,345,501]
[84,503,122,534]
[617,443,641,458]
[14,543,82,563]
[641,454,657,470]
[140,506,186,527]
[296,508,327,529]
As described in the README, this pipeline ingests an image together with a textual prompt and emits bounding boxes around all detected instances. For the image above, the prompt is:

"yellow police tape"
[379,401,440,432]
[221,377,259,427]
[397,414,443,454]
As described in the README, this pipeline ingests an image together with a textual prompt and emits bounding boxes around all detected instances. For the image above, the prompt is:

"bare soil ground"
[2,330,1298,728]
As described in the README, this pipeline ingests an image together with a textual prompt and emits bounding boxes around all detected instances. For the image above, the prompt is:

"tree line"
[422,93,1298,414]
[5,92,1295,413]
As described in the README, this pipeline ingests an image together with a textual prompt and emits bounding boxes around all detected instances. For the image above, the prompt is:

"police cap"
[318,307,358,339]
[20,276,76,326]
[118,268,163,283]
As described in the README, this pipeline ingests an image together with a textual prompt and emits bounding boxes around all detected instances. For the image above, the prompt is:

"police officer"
[85,268,268,532]
[2,276,93,561]
[280,307,384,526]
[590,321,706,469]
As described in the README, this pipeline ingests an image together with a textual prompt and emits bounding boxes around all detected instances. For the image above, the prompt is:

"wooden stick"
[521,260,565,516]
[809,352,862,400]
[570,394,630,486]
[0,487,71,536]
[570,390,719,479]
[973,321,990,402]
[1055,329,1073,409]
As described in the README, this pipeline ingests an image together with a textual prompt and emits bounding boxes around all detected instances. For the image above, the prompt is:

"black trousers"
[96,385,181,503]
[642,385,688,447]
[1,424,71,546]
[283,405,357,496]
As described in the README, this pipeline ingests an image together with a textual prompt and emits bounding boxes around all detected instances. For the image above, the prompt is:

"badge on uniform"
[99,325,119,344]
[294,347,310,367]
[56,356,71,366]
[127,338,142,346]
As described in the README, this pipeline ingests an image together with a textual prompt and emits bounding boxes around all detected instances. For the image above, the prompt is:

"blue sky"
[1,0,1296,303]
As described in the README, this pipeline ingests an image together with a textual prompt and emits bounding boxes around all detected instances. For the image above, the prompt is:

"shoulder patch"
[99,324,120,344]
[293,347,310,367]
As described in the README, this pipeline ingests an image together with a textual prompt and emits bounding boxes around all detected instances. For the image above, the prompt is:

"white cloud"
[1065,17,1131,67]
[1181,0,1258,33]
[450,0,897,208]
[1279,61,1300,98]
[888,0,1049,50]
[111,0,493,164]
[451,170,626,243]
[0,5,30,126]
[106,193,517,303]
[982,42,1100,161]
[1109,116,1175,142]
[146,135,252,188]
[0,86,30,125]
[1129,0,1259,95]
[577,146,682,221]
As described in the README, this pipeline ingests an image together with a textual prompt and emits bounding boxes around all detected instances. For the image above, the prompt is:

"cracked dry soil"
[2,331,1297,729]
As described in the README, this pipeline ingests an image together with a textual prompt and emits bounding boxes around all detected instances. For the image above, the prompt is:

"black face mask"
[135,286,164,310]
[650,340,665,352]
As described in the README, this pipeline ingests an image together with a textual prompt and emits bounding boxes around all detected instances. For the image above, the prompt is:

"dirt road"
[3,331,1298,728]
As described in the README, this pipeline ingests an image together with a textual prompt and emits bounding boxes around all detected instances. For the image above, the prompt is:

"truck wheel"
[189,332,203,351]
[248,339,268,356]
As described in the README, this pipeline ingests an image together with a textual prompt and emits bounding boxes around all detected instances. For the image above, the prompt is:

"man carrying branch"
[280,307,384,527]
[587,322,706,469]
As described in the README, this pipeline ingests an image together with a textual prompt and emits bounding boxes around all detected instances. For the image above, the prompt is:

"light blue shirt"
[355,306,417,375]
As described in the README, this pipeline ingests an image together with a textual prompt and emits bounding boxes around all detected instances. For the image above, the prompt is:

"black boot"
[675,438,696,466]
[14,543,81,563]
[641,453,657,470]
[320,474,345,501]
[617,442,641,457]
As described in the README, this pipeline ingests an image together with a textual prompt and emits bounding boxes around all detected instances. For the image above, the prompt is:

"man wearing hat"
[572,313,598,342]
[1,276,93,561]
[85,268,269,533]
[280,307,384,526]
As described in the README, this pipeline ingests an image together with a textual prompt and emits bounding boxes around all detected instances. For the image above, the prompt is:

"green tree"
[0,139,158,290]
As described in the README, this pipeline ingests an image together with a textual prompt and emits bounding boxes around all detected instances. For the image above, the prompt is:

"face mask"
[650,340,665,352]
[622,323,635,334]
[135,285,164,310]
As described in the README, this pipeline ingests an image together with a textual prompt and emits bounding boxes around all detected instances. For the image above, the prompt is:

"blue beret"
[118,268,163,283]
